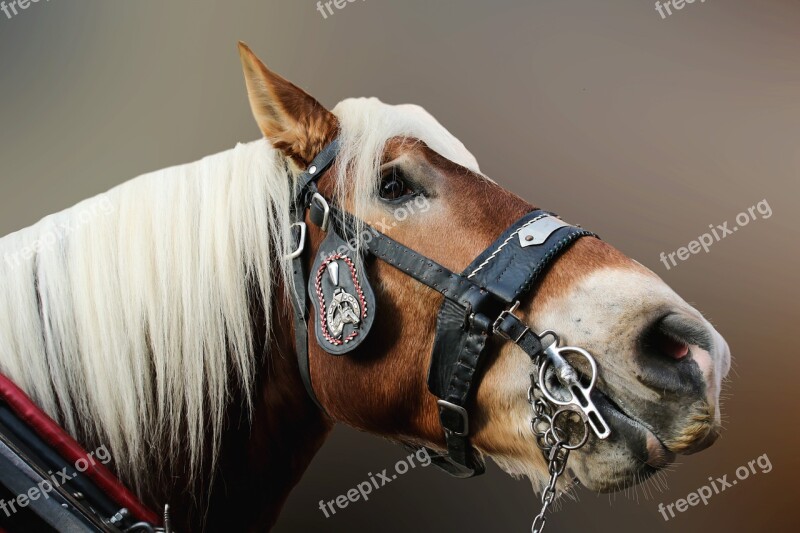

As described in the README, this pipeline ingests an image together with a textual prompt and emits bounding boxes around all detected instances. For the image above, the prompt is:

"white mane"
[0,97,479,492]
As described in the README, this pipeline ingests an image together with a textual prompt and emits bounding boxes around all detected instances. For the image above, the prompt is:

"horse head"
[238,41,731,511]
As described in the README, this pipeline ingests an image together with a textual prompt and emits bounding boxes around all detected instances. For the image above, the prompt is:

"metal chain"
[530,441,570,533]
[527,356,590,533]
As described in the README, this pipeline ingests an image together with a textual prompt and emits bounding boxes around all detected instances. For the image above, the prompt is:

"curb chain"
[528,355,590,533]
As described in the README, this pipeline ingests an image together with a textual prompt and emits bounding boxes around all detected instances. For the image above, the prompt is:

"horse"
[0,42,731,531]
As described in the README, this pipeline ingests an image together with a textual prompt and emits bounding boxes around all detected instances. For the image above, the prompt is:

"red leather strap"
[0,373,161,525]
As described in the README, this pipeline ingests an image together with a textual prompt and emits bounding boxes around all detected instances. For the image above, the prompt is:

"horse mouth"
[540,363,675,472]
[591,388,676,470]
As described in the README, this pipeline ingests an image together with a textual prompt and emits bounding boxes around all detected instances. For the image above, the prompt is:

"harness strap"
[294,139,341,200]
[322,204,490,309]
[496,312,545,355]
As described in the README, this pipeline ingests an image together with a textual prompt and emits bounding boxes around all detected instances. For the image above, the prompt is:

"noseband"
[287,140,612,532]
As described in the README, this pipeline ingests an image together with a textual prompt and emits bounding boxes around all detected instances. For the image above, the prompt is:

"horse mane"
[0,97,479,493]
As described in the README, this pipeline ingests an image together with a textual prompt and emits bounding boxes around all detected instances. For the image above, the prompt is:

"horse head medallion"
[310,231,376,355]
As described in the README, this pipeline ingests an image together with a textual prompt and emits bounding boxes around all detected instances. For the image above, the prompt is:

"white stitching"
[467,214,552,279]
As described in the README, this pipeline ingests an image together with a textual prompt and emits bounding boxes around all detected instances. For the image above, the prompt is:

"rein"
[288,140,614,532]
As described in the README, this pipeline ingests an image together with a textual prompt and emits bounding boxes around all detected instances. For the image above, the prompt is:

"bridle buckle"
[437,400,469,437]
[310,192,331,232]
[492,300,522,340]
[284,222,307,260]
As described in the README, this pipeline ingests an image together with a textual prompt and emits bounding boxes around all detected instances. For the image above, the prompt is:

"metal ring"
[543,426,563,448]
[537,345,599,407]
[530,415,551,438]
[551,408,590,450]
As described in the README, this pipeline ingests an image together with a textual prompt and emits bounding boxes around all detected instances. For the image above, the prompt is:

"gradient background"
[1,1,798,531]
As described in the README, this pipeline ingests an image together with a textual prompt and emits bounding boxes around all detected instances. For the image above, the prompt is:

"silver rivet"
[309,165,317,175]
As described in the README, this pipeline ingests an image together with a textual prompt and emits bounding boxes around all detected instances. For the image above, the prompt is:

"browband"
[287,139,598,477]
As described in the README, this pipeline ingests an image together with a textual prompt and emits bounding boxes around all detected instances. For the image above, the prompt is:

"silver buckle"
[492,301,522,339]
[311,192,331,232]
[284,222,307,260]
[437,400,469,437]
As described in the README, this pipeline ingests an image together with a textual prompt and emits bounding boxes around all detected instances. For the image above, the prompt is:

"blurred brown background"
[1,0,798,531]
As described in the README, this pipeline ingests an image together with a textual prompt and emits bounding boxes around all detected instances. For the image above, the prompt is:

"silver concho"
[312,236,374,353]
[326,287,361,339]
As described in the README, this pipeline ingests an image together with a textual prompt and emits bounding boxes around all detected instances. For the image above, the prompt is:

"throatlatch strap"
[291,238,323,411]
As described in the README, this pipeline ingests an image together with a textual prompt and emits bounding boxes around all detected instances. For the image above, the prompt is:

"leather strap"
[496,312,544,357]
[324,204,491,310]
[290,229,323,411]
[295,139,340,201]
[321,206,596,476]
[289,142,342,413]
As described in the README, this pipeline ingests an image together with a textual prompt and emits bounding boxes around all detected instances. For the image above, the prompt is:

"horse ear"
[238,42,338,168]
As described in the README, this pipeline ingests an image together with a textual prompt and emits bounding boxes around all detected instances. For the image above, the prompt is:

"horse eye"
[379,169,413,201]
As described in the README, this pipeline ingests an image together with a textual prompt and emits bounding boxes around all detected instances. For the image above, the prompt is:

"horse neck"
[193,280,333,531]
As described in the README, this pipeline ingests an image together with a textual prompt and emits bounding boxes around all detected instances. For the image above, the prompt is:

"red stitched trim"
[315,254,368,346]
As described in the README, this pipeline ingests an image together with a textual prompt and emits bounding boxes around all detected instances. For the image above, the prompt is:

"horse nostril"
[641,313,711,363]
[657,332,690,360]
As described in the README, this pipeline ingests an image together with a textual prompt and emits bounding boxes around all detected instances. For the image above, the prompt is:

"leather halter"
[288,139,598,477]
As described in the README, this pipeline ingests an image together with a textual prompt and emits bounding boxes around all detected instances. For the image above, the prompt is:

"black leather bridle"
[287,139,603,478]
